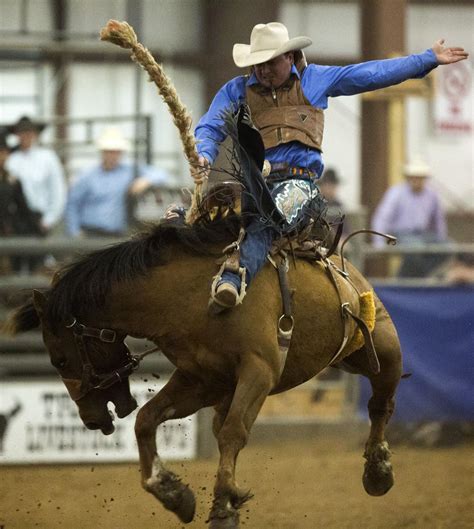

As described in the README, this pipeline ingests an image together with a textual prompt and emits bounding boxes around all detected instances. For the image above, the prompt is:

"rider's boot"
[209,228,248,314]
[214,272,241,308]
[209,223,276,313]
[209,267,246,314]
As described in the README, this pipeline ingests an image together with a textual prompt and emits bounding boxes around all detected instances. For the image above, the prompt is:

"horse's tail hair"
[1,299,39,335]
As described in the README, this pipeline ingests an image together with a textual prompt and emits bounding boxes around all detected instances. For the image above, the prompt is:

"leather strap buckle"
[99,328,117,343]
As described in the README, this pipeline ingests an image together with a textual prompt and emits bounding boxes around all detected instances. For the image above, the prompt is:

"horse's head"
[6,290,138,435]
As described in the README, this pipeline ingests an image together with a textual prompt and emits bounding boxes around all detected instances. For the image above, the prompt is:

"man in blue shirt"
[192,22,468,311]
[66,127,169,237]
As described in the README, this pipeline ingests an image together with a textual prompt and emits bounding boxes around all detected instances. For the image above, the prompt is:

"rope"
[99,20,202,223]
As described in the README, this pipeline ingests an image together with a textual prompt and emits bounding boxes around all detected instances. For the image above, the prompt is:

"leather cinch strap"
[274,255,294,377]
[324,261,380,374]
[342,307,380,374]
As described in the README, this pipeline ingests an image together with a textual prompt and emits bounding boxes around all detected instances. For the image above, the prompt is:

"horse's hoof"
[208,498,240,529]
[208,511,240,529]
[363,441,394,496]
[172,483,196,523]
[146,471,196,523]
[363,462,394,496]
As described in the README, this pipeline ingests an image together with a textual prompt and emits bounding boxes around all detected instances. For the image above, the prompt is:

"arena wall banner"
[434,60,472,134]
[0,379,197,465]
[359,286,474,422]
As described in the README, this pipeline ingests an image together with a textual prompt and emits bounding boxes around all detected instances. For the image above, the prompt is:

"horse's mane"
[44,216,240,326]
[2,299,40,335]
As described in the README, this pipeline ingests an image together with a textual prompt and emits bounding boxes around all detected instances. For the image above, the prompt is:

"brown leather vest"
[246,66,324,152]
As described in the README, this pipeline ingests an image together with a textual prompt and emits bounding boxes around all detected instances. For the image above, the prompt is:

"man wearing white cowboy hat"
[66,127,169,237]
[6,115,67,237]
[192,22,468,309]
[372,157,448,277]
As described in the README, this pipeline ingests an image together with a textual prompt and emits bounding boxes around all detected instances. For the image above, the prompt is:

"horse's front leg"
[209,353,276,529]
[134,370,214,524]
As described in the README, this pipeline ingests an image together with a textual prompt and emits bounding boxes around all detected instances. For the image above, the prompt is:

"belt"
[267,162,316,180]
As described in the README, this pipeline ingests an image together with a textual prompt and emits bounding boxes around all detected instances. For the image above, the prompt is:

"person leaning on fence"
[4,116,67,272]
[0,132,41,239]
[191,21,468,311]
[371,158,448,278]
[5,116,67,237]
[65,127,170,238]
[0,132,14,237]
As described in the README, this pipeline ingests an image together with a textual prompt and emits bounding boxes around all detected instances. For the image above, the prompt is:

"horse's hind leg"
[134,370,217,524]
[208,353,276,529]
[212,394,234,439]
[343,305,402,496]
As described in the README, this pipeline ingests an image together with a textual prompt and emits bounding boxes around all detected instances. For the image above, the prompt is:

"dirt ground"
[1,436,473,529]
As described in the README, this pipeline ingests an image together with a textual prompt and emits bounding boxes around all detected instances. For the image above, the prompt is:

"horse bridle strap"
[62,317,158,401]
[62,360,139,402]
[65,318,117,343]
[63,317,128,401]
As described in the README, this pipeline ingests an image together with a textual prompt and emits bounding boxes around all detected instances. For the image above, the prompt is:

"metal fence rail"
[347,241,474,278]
[0,237,125,256]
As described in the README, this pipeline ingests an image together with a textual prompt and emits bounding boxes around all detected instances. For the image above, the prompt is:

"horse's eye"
[53,358,66,369]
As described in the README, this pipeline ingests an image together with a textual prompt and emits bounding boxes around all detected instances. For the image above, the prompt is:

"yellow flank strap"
[345,290,376,355]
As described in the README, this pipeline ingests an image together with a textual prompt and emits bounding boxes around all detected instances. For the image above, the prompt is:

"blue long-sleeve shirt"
[65,162,169,236]
[195,49,438,176]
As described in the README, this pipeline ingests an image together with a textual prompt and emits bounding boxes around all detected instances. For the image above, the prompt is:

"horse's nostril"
[85,422,101,430]
[101,422,115,435]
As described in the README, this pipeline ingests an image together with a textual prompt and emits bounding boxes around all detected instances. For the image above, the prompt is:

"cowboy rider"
[191,22,468,311]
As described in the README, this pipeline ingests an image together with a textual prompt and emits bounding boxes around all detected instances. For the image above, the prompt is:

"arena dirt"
[1,436,472,529]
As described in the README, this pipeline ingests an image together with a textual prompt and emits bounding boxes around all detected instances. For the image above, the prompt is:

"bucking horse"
[2,20,403,529]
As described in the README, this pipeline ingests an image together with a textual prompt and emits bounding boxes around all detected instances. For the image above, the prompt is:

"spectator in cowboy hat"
[191,21,467,310]
[5,116,67,272]
[0,131,46,272]
[319,167,350,240]
[65,127,169,237]
[372,157,448,277]
[319,168,345,218]
[5,115,66,235]
[0,132,37,236]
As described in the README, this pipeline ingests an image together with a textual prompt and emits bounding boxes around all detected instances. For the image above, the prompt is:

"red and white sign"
[434,61,472,134]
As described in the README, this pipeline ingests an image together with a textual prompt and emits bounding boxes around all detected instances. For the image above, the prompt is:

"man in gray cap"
[192,22,468,310]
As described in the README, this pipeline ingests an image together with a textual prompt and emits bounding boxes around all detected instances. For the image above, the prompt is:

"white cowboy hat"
[233,22,312,68]
[96,127,130,151]
[403,157,431,177]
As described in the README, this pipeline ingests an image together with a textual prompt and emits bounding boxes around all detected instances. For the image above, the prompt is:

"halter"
[61,317,155,402]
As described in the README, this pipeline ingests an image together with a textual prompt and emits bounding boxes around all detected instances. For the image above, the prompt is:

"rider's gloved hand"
[190,156,210,184]
[163,204,186,222]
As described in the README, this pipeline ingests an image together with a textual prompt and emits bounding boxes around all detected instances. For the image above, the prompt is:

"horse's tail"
[1,298,39,335]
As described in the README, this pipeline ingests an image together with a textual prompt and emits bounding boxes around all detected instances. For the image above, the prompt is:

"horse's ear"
[32,290,47,316]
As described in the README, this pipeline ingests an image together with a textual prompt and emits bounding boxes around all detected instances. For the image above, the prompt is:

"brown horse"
[3,216,402,528]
